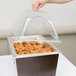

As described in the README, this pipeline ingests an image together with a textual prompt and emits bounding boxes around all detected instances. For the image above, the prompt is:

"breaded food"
[13,41,55,55]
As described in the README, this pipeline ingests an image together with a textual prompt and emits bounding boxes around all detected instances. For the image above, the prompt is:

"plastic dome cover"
[13,10,59,42]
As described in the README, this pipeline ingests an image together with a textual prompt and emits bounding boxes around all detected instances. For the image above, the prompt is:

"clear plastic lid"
[13,10,59,42]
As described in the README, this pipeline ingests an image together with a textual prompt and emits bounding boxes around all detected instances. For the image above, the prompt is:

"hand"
[32,0,48,11]
[32,0,72,11]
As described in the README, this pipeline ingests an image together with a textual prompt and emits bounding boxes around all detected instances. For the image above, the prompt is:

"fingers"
[32,0,36,11]
[37,4,44,11]
[35,2,39,11]
[32,0,46,11]
[32,0,39,11]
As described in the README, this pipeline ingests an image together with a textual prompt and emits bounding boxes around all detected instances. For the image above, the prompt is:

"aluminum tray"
[8,35,60,59]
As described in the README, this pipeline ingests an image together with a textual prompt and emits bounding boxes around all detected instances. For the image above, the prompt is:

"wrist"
[46,0,54,3]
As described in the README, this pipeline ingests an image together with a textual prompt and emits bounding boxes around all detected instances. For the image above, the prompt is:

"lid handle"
[19,11,59,41]
[20,18,31,36]
[19,17,59,41]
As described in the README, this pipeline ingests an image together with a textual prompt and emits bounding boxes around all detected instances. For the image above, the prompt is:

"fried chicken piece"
[13,41,55,55]
[13,42,17,48]
[18,51,24,55]
[40,48,51,53]
[43,42,55,52]
[22,41,26,45]
[30,50,39,54]
[23,51,30,54]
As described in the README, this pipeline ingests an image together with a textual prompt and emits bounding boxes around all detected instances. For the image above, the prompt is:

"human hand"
[32,0,48,11]
[32,0,72,11]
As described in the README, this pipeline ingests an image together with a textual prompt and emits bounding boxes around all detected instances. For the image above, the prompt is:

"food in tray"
[13,41,55,55]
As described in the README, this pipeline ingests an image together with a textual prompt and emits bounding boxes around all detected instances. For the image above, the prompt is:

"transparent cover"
[8,10,61,59]
[13,10,59,42]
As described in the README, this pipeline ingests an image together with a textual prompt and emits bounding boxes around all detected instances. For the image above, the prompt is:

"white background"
[0,0,76,30]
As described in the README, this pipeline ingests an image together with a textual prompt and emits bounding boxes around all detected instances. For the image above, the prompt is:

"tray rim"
[8,35,61,59]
